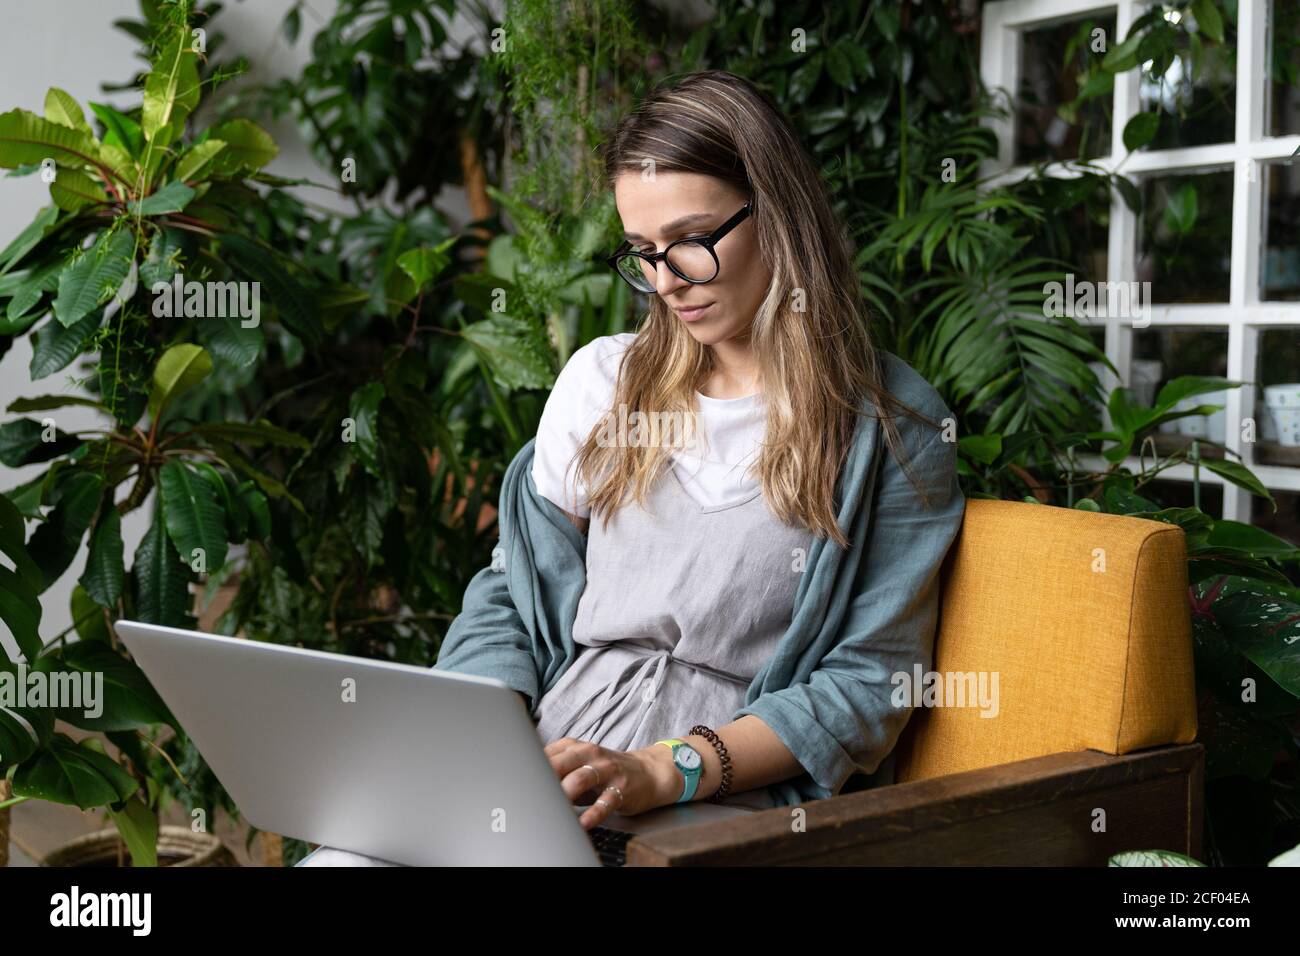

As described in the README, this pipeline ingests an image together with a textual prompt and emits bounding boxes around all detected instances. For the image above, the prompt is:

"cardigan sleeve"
[732,413,965,799]
[433,559,543,710]
[432,438,589,716]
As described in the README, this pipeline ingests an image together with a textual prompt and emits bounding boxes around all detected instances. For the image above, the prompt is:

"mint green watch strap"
[656,738,701,803]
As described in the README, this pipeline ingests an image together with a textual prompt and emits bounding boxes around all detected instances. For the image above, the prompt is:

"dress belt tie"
[566,647,674,747]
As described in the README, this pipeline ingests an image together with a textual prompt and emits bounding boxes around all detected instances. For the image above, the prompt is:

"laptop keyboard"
[587,825,633,866]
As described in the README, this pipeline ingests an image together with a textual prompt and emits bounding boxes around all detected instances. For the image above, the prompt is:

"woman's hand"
[544,737,677,830]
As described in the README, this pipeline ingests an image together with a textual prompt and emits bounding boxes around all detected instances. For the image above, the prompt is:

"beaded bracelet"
[689,724,733,803]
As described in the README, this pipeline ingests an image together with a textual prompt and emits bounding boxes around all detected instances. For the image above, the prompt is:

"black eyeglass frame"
[605,199,754,293]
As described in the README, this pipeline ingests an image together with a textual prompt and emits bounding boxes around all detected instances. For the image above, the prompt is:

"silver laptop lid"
[115,621,601,866]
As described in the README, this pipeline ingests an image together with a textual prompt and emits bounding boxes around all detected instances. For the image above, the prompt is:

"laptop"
[114,620,752,866]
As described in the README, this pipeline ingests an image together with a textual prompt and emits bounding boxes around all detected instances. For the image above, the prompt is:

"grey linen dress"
[533,462,814,812]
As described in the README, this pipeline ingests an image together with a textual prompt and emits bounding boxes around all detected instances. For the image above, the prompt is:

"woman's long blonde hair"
[573,69,934,549]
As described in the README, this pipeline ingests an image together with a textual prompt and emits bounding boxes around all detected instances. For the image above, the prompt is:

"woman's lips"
[673,301,714,322]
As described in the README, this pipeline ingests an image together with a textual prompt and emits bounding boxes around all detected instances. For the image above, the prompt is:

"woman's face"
[613,171,769,347]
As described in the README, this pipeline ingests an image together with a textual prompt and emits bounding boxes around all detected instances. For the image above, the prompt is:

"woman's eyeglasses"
[605,200,753,294]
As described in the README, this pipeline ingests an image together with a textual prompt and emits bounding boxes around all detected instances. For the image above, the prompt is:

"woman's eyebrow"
[623,212,714,241]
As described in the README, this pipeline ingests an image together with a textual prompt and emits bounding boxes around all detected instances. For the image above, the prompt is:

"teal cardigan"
[433,351,967,808]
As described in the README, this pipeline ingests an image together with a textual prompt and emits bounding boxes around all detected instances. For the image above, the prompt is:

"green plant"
[1108,838,1300,866]
[217,0,652,672]
[0,0,322,861]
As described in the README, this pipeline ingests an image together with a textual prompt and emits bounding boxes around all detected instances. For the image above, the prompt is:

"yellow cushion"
[893,499,1197,783]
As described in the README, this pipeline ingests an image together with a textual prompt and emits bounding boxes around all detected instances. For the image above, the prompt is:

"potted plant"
[0,0,326,865]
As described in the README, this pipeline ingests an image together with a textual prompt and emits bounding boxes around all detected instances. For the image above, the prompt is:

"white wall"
[0,0,486,650]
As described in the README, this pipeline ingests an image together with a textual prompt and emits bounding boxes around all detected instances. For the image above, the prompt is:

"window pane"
[1015,173,1110,284]
[1251,490,1300,545]
[1134,327,1229,444]
[1137,2,1237,150]
[1147,478,1223,516]
[1137,168,1234,303]
[1268,0,1300,137]
[1256,330,1300,454]
[1015,11,1117,163]
[1261,159,1300,301]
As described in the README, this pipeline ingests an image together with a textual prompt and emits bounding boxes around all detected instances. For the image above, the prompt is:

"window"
[982,0,1300,526]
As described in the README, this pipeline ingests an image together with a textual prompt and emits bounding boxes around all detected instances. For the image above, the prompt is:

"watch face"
[677,746,701,770]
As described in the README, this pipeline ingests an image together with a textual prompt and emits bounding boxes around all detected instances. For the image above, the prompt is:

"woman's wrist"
[683,734,723,800]
[642,737,722,805]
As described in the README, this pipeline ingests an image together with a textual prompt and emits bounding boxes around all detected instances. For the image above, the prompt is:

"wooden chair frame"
[624,743,1204,866]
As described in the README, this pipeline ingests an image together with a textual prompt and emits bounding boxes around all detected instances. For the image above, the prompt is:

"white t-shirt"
[532,332,765,517]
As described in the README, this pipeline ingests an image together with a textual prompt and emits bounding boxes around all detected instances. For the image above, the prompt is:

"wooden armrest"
[625,743,1204,866]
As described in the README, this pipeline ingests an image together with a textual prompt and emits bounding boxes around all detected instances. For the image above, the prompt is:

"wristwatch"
[655,737,703,803]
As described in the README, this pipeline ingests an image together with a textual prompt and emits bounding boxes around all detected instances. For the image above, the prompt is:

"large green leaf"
[0,417,81,467]
[44,88,92,136]
[0,566,42,661]
[203,437,305,513]
[0,108,103,170]
[87,101,144,157]
[199,314,264,369]
[207,119,278,176]
[173,138,227,182]
[0,203,59,276]
[1122,112,1160,151]
[147,343,212,422]
[461,315,554,391]
[126,180,195,216]
[132,504,191,627]
[1204,580,1300,697]
[29,310,101,380]
[142,28,201,147]
[158,460,228,574]
[191,419,309,449]
[0,662,55,767]
[1205,520,1300,560]
[11,733,138,810]
[138,226,184,288]
[52,228,135,328]
[107,795,159,867]
[49,168,107,212]
[0,492,41,588]
[6,258,63,324]
[47,640,175,732]
[6,394,107,414]
[24,470,103,592]
[347,382,384,477]
[394,239,455,299]
[1192,0,1225,44]
[1153,375,1238,412]
[70,583,110,644]
[1109,849,1205,867]
[1203,458,1273,503]
[79,506,124,608]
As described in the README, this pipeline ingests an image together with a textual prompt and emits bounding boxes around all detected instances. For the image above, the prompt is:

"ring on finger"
[603,785,624,809]
[581,764,600,787]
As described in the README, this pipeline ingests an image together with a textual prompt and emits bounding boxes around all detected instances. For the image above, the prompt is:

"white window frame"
[979,0,1300,522]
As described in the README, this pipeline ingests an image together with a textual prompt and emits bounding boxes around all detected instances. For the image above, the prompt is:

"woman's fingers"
[546,739,637,828]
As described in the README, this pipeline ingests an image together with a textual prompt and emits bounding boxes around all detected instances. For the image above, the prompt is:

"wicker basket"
[40,826,238,867]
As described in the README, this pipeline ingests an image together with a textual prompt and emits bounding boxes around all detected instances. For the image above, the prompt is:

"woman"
[303,69,964,865]
[516,69,964,831]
